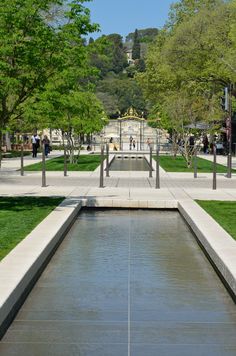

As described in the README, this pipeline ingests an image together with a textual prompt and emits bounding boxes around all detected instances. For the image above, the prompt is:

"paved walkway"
[0,152,235,201]
[1,151,236,355]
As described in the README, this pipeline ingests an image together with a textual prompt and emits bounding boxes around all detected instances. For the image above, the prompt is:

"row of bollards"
[149,144,219,191]
[19,142,64,187]
[18,142,223,190]
[99,144,161,189]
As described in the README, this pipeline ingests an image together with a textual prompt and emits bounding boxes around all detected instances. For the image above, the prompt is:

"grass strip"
[24,155,102,171]
[154,155,234,173]
[196,200,236,240]
[2,151,31,158]
[0,197,64,260]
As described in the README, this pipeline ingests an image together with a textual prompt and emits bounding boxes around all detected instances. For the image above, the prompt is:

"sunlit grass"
[0,197,64,260]
[196,200,236,240]
[155,155,233,173]
[24,155,102,171]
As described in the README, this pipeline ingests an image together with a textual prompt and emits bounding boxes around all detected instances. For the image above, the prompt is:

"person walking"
[31,133,40,158]
[203,135,209,154]
[133,140,136,149]
[129,136,133,150]
[42,135,50,157]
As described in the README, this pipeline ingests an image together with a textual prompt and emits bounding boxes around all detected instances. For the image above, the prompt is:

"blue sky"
[85,0,174,39]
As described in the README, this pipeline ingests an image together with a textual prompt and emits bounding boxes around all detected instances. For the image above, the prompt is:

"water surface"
[110,156,150,171]
[0,210,236,356]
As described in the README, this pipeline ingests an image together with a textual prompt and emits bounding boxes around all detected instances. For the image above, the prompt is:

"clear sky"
[85,0,174,39]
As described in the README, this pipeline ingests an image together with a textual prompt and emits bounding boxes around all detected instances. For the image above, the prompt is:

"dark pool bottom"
[1,210,236,356]
[109,156,150,171]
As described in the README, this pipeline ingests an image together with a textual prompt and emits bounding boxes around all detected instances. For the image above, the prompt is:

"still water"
[0,210,236,356]
[110,156,150,171]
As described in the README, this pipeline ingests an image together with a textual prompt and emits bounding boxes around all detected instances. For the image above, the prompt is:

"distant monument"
[101,107,160,150]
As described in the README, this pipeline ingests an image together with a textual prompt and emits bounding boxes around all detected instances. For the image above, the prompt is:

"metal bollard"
[194,148,197,179]
[213,144,217,190]
[64,145,67,177]
[106,143,110,177]
[149,146,153,178]
[99,145,104,188]
[20,143,24,176]
[227,151,232,179]
[42,142,46,187]
[155,147,160,189]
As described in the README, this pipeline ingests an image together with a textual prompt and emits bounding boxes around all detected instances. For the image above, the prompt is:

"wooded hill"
[88,28,159,118]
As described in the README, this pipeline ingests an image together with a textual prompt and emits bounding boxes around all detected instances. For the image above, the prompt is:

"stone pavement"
[0,152,236,201]
[1,151,236,353]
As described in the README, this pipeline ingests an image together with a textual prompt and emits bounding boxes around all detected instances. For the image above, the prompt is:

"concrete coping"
[0,197,236,339]
[179,200,236,299]
[0,198,82,339]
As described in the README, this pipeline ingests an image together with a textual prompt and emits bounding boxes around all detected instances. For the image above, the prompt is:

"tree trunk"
[5,132,11,151]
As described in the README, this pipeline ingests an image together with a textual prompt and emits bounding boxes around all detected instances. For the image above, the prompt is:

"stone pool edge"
[0,197,236,339]
[178,199,236,300]
[0,198,82,339]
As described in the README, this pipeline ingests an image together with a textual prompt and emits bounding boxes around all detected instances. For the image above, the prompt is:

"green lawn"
[196,200,236,240]
[155,155,234,173]
[24,154,102,171]
[0,197,64,260]
[2,151,31,158]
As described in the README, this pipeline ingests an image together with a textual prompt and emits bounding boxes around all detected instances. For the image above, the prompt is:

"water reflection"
[1,209,236,356]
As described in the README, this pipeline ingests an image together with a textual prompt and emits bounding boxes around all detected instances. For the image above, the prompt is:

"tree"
[96,92,119,116]
[132,29,141,60]
[106,34,128,73]
[167,0,224,29]
[24,77,107,163]
[0,0,98,163]
[137,0,236,167]
[88,37,94,44]
[88,36,114,78]
[22,27,107,163]
[96,76,146,115]
[126,28,159,43]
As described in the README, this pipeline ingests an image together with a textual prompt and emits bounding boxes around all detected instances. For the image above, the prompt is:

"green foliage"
[126,28,159,43]
[137,0,236,167]
[167,0,224,28]
[138,0,236,134]
[0,0,100,139]
[96,75,146,114]
[88,36,115,78]
[89,27,155,117]
[106,34,128,74]
[90,34,128,76]
[132,29,141,60]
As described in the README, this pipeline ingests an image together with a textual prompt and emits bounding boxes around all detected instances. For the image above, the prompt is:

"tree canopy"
[138,0,236,126]
[0,0,104,153]
[137,0,236,166]
[132,29,141,60]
